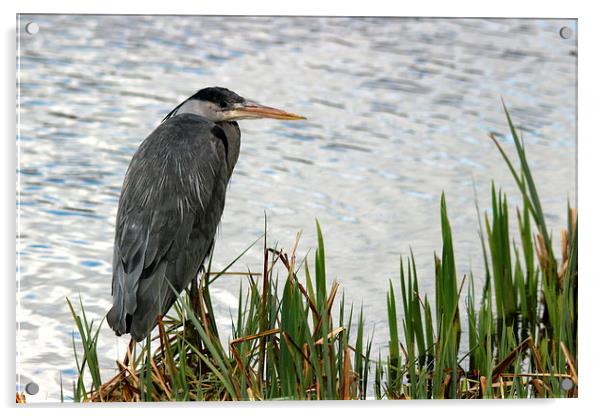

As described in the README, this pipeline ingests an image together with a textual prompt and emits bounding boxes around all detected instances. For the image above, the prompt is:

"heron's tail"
[107,292,152,342]
[106,304,127,336]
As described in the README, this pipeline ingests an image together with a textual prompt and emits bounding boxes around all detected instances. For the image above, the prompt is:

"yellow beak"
[223,102,306,121]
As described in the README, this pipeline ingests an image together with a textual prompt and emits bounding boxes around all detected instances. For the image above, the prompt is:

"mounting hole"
[560,378,574,391]
[25,382,39,395]
[25,22,39,35]
[559,26,573,40]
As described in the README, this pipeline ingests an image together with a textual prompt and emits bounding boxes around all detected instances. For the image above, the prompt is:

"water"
[16,15,577,401]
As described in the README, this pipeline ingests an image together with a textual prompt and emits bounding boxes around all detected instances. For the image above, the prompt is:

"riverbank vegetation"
[64,108,577,401]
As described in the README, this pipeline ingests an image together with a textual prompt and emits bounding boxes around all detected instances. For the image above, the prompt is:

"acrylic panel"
[16,15,577,402]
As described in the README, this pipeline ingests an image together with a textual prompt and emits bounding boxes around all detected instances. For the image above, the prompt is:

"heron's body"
[107,87,303,341]
[108,114,240,340]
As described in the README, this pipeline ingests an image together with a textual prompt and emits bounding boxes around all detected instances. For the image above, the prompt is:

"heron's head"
[164,87,305,123]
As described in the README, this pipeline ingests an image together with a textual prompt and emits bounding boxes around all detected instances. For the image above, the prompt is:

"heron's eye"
[219,101,228,109]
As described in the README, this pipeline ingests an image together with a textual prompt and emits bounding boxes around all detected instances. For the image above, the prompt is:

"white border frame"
[3,1,598,414]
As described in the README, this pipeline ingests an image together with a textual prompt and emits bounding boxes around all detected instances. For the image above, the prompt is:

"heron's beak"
[223,101,306,121]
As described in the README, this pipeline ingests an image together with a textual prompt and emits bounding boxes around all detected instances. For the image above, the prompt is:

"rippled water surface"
[17,15,576,401]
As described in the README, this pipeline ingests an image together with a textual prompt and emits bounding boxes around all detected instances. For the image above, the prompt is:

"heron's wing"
[107,115,229,340]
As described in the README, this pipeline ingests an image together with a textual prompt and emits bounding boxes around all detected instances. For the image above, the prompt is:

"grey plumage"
[107,114,240,341]
[107,86,303,342]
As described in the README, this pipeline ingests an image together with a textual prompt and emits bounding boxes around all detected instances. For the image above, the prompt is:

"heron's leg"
[190,276,199,315]
[122,337,136,367]
[190,266,204,317]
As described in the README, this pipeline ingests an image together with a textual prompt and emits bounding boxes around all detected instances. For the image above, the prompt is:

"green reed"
[379,106,577,399]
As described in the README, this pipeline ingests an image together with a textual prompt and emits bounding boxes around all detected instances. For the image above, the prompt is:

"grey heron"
[107,87,305,341]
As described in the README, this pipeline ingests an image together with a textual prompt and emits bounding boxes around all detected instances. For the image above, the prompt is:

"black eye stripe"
[219,102,228,108]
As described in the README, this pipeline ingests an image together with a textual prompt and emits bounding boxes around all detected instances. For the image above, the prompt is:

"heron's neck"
[173,100,214,119]
[216,121,241,177]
